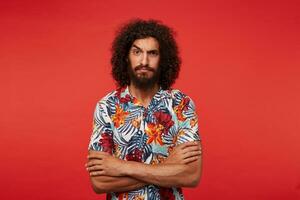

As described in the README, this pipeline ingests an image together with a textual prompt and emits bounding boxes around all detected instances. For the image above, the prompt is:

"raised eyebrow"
[131,44,142,51]
[131,45,159,53]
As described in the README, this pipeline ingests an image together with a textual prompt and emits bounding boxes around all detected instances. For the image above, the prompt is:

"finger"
[90,170,105,176]
[183,150,202,159]
[87,165,103,172]
[182,146,201,154]
[86,159,103,167]
[88,150,109,155]
[183,155,200,164]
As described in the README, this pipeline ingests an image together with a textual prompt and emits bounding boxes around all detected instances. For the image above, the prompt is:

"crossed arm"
[86,141,202,194]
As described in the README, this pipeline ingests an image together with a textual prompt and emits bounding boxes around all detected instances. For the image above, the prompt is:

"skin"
[86,142,202,193]
[127,37,161,107]
[86,37,202,194]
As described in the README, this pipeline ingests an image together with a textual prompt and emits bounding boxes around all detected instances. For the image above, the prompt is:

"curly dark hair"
[110,18,181,90]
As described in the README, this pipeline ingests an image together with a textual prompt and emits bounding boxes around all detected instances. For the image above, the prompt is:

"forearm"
[87,142,202,190]
[90,175,147,194]
[121,161,201,188]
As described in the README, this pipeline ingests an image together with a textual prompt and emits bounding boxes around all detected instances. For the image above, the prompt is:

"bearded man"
[86,18,202,200]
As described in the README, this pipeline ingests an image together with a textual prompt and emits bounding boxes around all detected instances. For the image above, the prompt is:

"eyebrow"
[132,44,159,53]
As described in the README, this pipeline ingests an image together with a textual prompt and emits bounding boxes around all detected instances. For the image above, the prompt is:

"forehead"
[131,37,159,50]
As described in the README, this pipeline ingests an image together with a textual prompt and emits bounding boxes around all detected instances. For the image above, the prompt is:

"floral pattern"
[145,123,164,145]
[111,104,129,128]
[89,86,200,200]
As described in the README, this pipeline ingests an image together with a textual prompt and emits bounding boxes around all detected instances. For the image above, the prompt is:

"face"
[127,37,160,89]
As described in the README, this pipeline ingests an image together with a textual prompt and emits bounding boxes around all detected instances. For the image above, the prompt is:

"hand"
[86,150,125,177]
[165,141,202,164]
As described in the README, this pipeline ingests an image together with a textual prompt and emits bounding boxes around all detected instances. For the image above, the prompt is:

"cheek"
[151,57,160,68]
[129,56,140,66]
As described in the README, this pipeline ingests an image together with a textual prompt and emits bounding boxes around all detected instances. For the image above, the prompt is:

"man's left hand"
[86,150,125,177]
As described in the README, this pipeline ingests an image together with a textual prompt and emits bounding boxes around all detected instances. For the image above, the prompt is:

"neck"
[128,83,160,107]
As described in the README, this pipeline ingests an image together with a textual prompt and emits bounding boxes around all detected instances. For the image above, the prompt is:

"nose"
[141,52,148,66]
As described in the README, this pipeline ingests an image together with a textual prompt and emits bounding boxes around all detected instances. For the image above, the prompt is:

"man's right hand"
[164,141,202,164]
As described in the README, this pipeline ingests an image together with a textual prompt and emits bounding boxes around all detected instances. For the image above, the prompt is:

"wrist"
[119,160,132,176]
[122,161,143,177]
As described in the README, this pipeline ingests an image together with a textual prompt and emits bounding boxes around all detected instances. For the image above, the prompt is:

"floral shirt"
[88,86,200,200]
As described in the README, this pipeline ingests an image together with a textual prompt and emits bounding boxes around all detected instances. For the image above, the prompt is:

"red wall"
[1,0,300,199]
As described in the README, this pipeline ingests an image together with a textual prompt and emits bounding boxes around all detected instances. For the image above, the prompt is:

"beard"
[128,64,160,90]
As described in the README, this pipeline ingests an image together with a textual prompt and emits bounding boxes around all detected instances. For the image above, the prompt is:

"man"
[86,19,202,200]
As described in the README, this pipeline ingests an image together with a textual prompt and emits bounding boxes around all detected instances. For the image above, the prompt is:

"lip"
[136,68,151,72]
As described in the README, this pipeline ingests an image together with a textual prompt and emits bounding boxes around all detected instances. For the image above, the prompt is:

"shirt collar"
[121,85,171,105]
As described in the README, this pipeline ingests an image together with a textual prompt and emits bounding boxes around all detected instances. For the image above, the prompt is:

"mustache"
[134,64,155,72]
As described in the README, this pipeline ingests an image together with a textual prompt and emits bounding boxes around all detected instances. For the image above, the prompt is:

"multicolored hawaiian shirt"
[88,86,200,200]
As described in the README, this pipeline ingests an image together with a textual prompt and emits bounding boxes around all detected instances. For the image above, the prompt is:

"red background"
[1,0,300,199]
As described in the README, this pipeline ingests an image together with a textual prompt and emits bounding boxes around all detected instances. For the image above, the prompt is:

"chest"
[109,100,179,162]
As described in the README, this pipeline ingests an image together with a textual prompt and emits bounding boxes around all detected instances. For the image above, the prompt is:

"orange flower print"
[133,195,145,200]
[145,123,164,145]
[132,96,143,106]
[131,117,141,128]
[168,145,175,155]
[173,97,190,121]
[190,116,198,128]
[111,104,129,128]
[172,129,185,144]
[113,143,122,158]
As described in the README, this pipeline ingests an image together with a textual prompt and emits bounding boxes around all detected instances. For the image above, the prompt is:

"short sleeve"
[176,96,201,145]
[88,102,114,154]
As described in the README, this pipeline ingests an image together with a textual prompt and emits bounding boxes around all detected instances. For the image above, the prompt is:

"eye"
[149,51,159,56]
[132,49,141,55]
